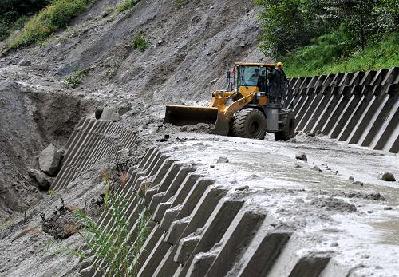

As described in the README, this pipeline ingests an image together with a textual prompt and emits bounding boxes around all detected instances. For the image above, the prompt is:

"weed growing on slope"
[7,0,96,49]
[175,0,189,8]
[64,69,89,89]
[75,169,151,276]
[132,33,149,52]
[116,0,139,13]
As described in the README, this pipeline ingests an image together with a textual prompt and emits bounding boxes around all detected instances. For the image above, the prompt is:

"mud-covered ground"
[160,132,399,276]
[1,119,399,276]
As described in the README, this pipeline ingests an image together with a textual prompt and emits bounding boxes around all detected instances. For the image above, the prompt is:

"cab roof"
[235,62,276,67]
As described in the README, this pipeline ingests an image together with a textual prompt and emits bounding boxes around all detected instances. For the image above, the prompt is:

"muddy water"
[371,219,399,245]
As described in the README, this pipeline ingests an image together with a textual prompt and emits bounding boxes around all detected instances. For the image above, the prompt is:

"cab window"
[238,66,266,87]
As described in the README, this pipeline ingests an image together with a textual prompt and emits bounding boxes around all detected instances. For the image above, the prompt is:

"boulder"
[18,59,31,66]
[39,144,62,176]
[295,153,307,161]
[100,106,121,121]
[28,169,51,191]
[380,172,396,182]
[217,156,229,164]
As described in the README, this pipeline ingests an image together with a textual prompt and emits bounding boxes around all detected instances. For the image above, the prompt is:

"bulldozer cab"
[234,63,274,96]
[233,62,286,105]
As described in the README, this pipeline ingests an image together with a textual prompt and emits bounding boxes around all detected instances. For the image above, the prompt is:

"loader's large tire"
[275,112,295,141]
[232,108,267,139]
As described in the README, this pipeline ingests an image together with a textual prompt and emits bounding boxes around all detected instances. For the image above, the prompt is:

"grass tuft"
[75,169,151,276]
[131,32,149,52]
[64,68,89,88]
[116,0,138,13]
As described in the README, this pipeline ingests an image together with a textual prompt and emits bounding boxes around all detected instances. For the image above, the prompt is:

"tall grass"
[75,169,151,276]
[7,0,94,49]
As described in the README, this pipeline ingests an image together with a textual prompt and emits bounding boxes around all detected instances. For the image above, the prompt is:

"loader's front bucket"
[164,105,219,125]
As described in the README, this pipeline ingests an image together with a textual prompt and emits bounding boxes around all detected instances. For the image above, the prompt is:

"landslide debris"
[41,199,82,240]
[311,197,357,212]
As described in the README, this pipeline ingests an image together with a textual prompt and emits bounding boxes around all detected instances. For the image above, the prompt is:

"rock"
[295,153,307,161]
[100,106,121,121]
[28,169,51,191]
[217,156,229,164]
[380,172,396,182]
[39,144,62,177]
[210,164,215,168]
[312,166,322,172]
[311,197,357,212]
[235,186,249,191]
[95,108,103,119]
[18,59,31,66]
[349,176,355,181]
[330,242,339,247]
[158,134,170,142]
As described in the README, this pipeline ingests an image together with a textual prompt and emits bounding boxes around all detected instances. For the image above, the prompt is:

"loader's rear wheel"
[275,113,295,141]
[232,108,267,139]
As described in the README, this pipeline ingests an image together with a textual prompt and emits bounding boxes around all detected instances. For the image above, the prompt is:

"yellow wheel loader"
[164,62,295,140]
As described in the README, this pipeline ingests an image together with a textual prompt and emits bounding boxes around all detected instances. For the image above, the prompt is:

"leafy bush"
[256,0,399,76]
[256,0,399,56]
[7,0,94,48]
[132,33,149,52]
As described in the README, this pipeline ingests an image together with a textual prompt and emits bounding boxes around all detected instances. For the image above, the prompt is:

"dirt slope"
[1,0,267,103]
[0,0,267,216]
[0,81,95,217]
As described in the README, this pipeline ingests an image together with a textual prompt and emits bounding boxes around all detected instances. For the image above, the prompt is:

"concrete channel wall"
[76,146,336,277]
[287,67,399,153]
[52,118,137,190]
[54,121,343,277]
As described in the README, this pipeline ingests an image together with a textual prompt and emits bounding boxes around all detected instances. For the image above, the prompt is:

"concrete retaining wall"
[52,119,137,190]
[67,142,337,276]
[287,67,399,153]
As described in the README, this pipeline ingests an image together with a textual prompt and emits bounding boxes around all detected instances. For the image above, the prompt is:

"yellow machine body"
[164,62,276,135]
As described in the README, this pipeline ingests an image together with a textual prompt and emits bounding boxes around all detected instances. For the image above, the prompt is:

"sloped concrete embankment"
[287,67,399,153]
[72,146,341,277]
[51,118,138,190]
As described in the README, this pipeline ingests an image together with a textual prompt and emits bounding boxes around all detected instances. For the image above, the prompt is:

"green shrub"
[116,0,138,13]
[7,0,94,49]
[285,33,399,77]
[132,33,149,52]
[64,69,89,88]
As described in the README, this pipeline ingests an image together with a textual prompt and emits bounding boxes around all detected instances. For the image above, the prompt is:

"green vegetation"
[285,33,399,77]
[75,206,150,275]
[116,0,138,13]
[7,0,95,49]
[75,173,151,276]
[132,32,149,52]
[175,0,188,8]
[256,0,399,76]
[64,69,89,89]
[0,0,50,41]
